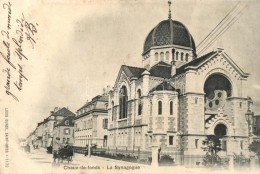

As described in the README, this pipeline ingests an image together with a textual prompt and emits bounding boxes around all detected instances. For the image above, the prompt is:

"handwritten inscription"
[0,1,38,101]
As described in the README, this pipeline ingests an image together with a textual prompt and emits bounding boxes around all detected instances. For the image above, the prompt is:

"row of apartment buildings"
[26,94,109,149]
[27,107,76,148]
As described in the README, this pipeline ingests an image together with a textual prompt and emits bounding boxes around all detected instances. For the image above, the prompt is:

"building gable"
[178,49,249,79]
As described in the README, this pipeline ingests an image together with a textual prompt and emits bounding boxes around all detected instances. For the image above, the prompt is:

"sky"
[0,0,260,139]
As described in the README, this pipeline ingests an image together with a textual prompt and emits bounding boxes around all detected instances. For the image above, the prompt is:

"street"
[13,146,255,174]
[18,146,148,174]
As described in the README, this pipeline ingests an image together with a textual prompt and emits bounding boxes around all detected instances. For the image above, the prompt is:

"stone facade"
[74,94,109,148]
[106,12,254,167]
[41,107,75,148]
[53,116,75,145]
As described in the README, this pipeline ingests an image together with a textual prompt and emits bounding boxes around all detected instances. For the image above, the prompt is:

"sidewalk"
[36,147,147,166]
[73,152,149,167]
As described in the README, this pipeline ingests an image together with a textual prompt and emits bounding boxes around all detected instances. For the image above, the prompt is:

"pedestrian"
[52,137,61,164]
[85,144,88,156]
[26,143,30,153]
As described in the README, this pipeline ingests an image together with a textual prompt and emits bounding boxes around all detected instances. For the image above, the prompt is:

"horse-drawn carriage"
[53,145,74,164]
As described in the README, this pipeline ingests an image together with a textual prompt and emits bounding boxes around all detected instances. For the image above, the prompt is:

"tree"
[201,135,222,167]
[248,140,260,167]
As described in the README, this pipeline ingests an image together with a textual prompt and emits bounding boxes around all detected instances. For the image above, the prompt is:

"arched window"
[111,101,114,121]
[160,52,164,61]
[166,51,169,61]
[181,52,184,61]
[138,103,142,115]
[158,101,162,115]
[137,89,141,99]
[155,52,159,61]
[172,49,175,60]
[119,86,128,119]
[137,89,142,115]
[170,101,173,115]
[185,53,189,62]
[176,52,179,60]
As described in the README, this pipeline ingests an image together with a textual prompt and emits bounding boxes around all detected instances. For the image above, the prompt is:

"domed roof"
[143,19,196,54]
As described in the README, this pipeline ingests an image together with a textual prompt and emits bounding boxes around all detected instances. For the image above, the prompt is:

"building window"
[137,89,141,99]
[67,138,70,143]
[119,86,128,119]
[176,52,179,60]
[160,52,164,61]
[64,128,70,135]
[240,102,242,109]
[138,104,142,115]
[195,139,199,149]
[181,52,184,61]
[169,136,174,145]
[103,119,108,129]
[170,101,173,115]
[240,141,243,150]
[158,101,162,115]
[185,53,189,62]
[195,97,198,104]
[155,52,159,61]
[111,101,114,121]
[63,138,66,143]
[65,120,69,126]
[172,49,175,60]
[166,51,169,61]
[90,119,93,129]
[137,89,142,115]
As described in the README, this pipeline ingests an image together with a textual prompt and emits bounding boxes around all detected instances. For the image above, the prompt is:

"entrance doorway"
[214,124,227,138]
[103,135,107,147]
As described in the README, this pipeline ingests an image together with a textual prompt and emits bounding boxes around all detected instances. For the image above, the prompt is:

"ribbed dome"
[143,19,196,54]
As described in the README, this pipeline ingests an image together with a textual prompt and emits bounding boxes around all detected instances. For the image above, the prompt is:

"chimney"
[171,61,176,76]
[107,85,110,93]
[54,107,59,112]
[216,48,224,53]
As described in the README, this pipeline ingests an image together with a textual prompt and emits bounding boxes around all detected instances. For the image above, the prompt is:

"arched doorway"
[214,124,227,138]
[103,135,107,147]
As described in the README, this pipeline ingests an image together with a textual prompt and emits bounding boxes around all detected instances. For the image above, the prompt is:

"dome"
[143,19,196,55]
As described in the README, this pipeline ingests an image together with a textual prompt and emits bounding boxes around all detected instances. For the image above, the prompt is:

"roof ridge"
[197,50,217,58]
[123,65,145,69]
[175,51,218,75]
[150,61,171,70]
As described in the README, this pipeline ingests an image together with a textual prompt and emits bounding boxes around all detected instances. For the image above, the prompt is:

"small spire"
[168,0,172,19]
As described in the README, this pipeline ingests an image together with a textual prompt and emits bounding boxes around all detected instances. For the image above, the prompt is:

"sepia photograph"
[0,0,260,173]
